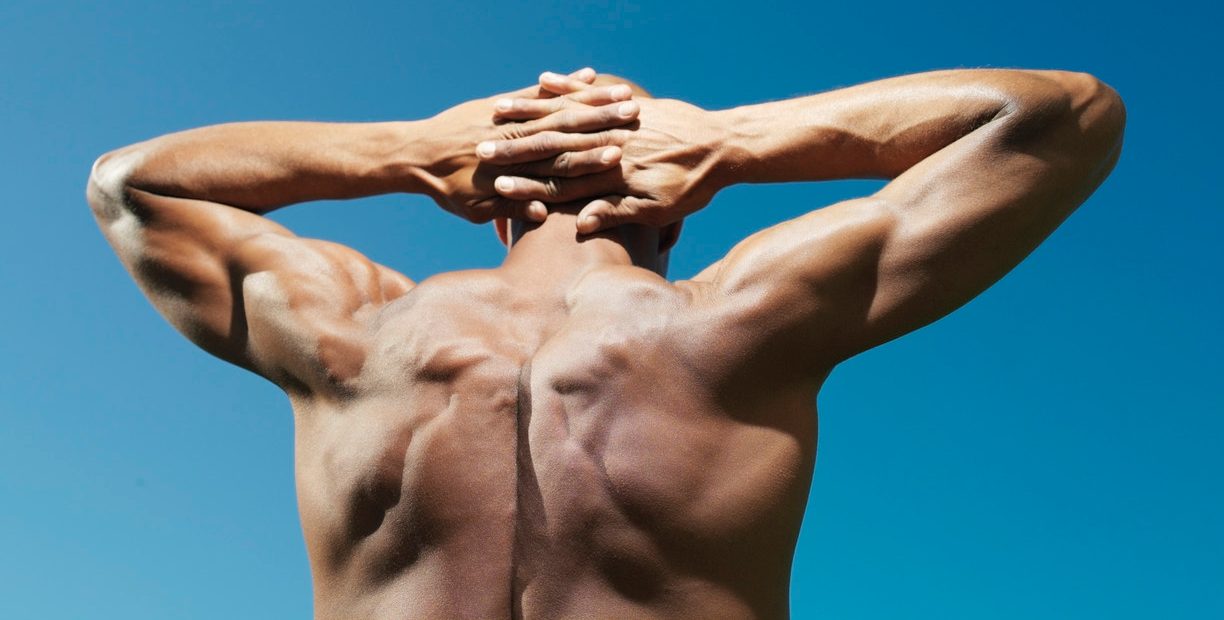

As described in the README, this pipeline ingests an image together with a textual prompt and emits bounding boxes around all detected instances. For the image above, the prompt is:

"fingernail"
[611,85,631,100]
[530,202,547,221]
[601,147,620,163]
[541,71,560,81]
[495,98,513,112]
[618,101,639,118]
[495,177,515,192]
[477,142,495,158]
[582,215,599,230]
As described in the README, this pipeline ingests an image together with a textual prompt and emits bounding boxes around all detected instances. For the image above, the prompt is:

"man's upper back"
[292,265,817,619]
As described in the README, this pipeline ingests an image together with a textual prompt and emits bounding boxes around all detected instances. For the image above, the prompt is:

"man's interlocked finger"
[576,196,644,233]
[478,130,621,164]
[493,85,634,122]
[493,169,622,203]
[568,84,633,106]
[502,67,596,100]
[493,97,566,122]
[468,196,548,223]
[538,70,596,96]
[509,147,622,178]
[519,101,638,134]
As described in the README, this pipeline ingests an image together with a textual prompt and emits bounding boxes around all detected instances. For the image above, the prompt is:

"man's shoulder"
[412,267,509,294]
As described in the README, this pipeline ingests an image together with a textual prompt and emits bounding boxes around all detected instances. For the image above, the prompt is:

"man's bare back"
[88,69,1124,618]
[293,232,812,618]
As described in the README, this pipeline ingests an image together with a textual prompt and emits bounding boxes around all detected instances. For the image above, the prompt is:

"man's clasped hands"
[422,68,730,234]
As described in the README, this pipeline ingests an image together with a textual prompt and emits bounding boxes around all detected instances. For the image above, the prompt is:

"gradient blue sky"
[1,1,1219,618]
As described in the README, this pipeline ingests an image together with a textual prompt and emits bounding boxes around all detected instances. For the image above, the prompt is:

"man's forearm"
[710,69,1076,185]
[95,120,440,214]
[481,69,1114,233]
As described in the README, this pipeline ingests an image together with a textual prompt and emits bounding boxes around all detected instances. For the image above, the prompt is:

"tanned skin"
[88,68,1125,619]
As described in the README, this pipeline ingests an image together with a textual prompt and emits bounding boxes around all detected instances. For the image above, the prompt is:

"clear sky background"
[1,1,1219,618]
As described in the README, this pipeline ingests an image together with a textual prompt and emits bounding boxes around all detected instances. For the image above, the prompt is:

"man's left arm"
[100,83,639,222]
[86,79,639,388]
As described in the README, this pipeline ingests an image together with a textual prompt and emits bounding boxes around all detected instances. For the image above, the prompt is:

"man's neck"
[499,213,663,293]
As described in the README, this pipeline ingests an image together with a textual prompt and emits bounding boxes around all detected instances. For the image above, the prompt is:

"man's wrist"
[705,107,761,190]
[385,118,449,199]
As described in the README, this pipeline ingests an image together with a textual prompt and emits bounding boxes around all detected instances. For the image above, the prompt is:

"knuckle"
[501,124,531,140]
[533,133,553,152]
[533,132,557,154]
[544,179,562,199]
[553,152,572,173]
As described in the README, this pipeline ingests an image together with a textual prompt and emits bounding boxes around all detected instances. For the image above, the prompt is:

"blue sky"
[1,1,1219,618]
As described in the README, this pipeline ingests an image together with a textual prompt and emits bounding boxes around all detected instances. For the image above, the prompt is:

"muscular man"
[87,67,1125,619]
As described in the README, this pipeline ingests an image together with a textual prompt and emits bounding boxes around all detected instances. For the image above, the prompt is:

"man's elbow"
[1068,71,1126,142]
[1044,71,1127,151]
[1009,70,1125,169]
[86,147,144,221]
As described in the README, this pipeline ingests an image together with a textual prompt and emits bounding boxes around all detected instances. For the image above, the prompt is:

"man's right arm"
[703,69,1125,363]
[487,69,1126,367]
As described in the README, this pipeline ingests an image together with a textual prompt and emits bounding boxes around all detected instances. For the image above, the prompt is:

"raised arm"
[707,69,1124,362]
[485,69,1126,368]
[86,75,640,390]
